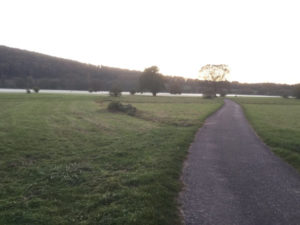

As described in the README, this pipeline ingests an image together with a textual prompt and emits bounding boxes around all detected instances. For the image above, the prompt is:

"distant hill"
[0,45,141,91]
[0,45,295,96]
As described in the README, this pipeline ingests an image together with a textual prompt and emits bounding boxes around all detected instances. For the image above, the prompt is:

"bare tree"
[199,64,230,97]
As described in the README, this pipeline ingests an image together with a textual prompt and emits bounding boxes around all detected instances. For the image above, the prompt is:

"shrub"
[26,89,31,94]
[107,101,122,111]
[219,91,227,97]
[109,85,122,97]
[130,89,136,95]
[122,104,137,116]
[107,101,137,116]
[202,94,214,99]
[33,87,40,93]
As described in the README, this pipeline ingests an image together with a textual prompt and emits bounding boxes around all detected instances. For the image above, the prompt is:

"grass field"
[0,93,223,225]
[232,97,300,172]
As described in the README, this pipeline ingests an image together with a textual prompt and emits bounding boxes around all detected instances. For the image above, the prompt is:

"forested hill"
[0,45,141,91]
[0,45,295,96]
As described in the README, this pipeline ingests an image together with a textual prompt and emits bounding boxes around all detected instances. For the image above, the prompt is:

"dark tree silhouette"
[109,84,122,97]
[129,89,136,95]
[218,81,231,97]
[139,66,164,96]
[169,82,182,94]
[294,84,300,99]
[0,46,141,91]
[33,86,40,93]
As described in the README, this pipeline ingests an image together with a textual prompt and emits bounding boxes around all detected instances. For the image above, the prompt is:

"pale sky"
[1,0,300,84]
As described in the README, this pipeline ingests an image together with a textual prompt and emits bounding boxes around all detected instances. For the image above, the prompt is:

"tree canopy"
[139,66,165,96]
[294,84,300,99]
[199,64,230,97]
[199,64,229,82]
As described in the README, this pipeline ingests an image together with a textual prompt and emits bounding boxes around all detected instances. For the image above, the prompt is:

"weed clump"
[107,101,137,116]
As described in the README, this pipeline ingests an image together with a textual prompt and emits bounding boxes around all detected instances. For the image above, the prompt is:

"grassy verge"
[0,93,223,225]
[231,97,300,172]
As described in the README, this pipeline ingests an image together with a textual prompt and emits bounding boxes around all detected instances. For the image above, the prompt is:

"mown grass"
[232,97,300,172]
[0,93,223,225]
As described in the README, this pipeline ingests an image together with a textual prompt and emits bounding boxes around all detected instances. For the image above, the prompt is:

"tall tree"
[139,66,165,96]
[199,64,230,97]
[294,84,300,99]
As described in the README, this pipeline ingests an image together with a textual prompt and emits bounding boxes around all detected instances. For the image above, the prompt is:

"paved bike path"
[180,99,300,225]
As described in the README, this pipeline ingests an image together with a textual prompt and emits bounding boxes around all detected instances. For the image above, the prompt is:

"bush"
[107,101,122,111]
[219,91,227,97]
[26,89,31,94]
[107,101,137,116]
[109,85,122,97]
[33,87,40,93]
[129,89,136,95]
[202,94,214,99]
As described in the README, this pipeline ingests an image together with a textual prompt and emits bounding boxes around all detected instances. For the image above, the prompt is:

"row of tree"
[138,64,230,97]
[138,65,300,98]
[0,45,299,97]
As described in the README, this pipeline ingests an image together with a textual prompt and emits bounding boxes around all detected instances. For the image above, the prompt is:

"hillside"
[0,45,140,91]
[0,45,295,96]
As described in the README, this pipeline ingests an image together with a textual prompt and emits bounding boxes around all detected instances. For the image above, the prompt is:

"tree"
[129,89,136,95]
[26,75,34,90]
[199,64,230,97]
[109,84,122,97]
[167,76,184,94]
[294,84,300,99]
[90,79,102,92]
[33,86,40,93]
[139,66,164,96]
[218,81,231,97]
[169,82,182,94]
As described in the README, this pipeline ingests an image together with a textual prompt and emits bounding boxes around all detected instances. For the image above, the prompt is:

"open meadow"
[232,97,300,172]
[0,93,223,225]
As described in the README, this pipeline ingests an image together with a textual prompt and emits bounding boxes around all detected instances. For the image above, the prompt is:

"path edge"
[230,98,300,174]
[176,99,226,225]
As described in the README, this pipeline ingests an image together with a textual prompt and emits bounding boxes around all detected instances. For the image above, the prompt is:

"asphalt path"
[180,99,300,225]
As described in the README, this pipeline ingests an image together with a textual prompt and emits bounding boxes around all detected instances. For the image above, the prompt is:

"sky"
[1,0,300,84]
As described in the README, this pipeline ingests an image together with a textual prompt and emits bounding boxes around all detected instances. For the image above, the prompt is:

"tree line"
[0,45,298,97]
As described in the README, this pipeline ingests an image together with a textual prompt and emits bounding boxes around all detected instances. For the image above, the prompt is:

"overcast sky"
[1,0,300,84]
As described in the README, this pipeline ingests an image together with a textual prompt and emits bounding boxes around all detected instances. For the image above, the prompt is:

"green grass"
[0,93,223,225]
[232,97,300,172]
